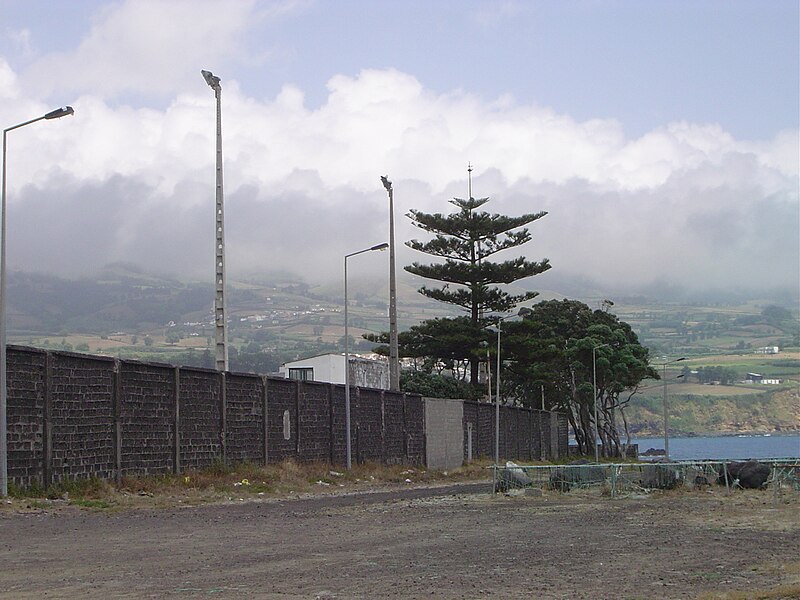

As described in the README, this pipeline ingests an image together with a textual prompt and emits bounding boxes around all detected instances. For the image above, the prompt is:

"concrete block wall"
[4,346,426,489]
[49,353,116,483]
[118,361,176,476]
[178,368,222,470]
[461,400,567,464]
[5,348,46,488]
[224,373,265,464]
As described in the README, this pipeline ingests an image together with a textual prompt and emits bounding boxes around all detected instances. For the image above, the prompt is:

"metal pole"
[214,82,228,371]
[495,322,500,465]
[593,346,599,463]
[653,357,684,461]
[344,255,351,470]
[1,107,73,497]
[202,70,228,372]
[381,177,399,391]
[343,243,388,470]
[0,129,8,497]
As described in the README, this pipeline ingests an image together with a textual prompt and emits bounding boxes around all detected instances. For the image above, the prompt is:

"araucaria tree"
[405,196,550,385]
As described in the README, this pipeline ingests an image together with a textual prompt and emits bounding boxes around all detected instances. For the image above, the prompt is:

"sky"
[0,0,798,299]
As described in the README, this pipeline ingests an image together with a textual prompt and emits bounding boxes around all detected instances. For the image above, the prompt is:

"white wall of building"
[279,353,389,389]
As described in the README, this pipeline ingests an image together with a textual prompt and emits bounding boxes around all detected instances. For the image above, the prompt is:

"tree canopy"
[501,300,657,456]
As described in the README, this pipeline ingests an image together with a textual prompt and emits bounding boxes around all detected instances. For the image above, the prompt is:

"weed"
[69,499,112,509]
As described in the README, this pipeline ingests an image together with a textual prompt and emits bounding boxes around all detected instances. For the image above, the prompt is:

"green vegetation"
[502,300,657,455]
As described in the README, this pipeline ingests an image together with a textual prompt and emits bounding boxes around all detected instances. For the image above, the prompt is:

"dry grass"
[4,459,493,512]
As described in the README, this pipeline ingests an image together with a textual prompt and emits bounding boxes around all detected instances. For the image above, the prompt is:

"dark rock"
[717,460,771,489]
[494,461,533,493]
[639,464,682,489]
[641,448,666,456]
[549,459,607,492]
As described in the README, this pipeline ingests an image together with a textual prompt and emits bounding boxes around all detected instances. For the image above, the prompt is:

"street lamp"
[201,69,228,372]
[591,343,610,463]
[486,312,523,465]
[344,242,388,469]
[1,106,74,497]
[380,175,399,392]
[653,357,686,460]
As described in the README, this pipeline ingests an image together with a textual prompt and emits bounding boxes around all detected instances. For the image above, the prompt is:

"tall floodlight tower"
[202,69,228,371]
[380,176,400,391]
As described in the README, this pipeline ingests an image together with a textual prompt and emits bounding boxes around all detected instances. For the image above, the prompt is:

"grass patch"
[4,459,494,511]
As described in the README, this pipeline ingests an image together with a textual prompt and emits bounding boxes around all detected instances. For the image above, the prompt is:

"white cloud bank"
[0,0,797,297]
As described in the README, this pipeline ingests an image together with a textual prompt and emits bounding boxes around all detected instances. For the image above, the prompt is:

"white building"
[278,353,390,390]
[755,346,780,354]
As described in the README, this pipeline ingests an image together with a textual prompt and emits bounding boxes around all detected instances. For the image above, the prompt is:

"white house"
[755,346,780,354]
[278,353,390,390]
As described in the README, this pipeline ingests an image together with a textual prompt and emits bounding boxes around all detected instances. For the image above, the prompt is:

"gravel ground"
[1,483,798,599]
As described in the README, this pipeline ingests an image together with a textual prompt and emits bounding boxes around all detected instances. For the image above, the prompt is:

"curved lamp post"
[344,243,388,469]
[1,106,74,497]
[653,357,686,460]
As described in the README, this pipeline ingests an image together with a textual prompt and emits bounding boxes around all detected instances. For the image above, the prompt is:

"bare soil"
[1,483,798,599]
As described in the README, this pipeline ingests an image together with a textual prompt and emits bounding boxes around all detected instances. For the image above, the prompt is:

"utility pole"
[202,70,228,371]
[380,176,400,391]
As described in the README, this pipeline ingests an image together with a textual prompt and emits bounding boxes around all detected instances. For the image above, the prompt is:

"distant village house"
[744,373,781,385]
[754,346,780,354]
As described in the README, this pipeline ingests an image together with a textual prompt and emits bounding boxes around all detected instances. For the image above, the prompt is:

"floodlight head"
[201,69,221,90]
[44,106,74,120]
[380,175,392,192]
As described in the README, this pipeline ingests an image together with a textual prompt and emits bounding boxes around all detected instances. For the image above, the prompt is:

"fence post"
[722,460,730,493]
[402,393,408,462]
[113,359,122,485]
[380,390,386,464]
[550,412,559,460]
[42,351,53,489]
[262,375,269,466]
[328,383,334,465]
[294,380,301,458]
[173,367,181,475]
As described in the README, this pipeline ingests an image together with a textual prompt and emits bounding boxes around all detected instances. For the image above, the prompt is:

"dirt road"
[1,483,798,599]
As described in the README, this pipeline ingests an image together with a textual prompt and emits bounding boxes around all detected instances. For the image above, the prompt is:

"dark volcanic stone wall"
[5,348,46,488]
[49,353,115,482]
[178,368,221,470]
[225,373,265,464]
[7,346,565,488]
[119,361,176,475]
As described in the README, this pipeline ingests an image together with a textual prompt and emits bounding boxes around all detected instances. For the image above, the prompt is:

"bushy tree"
[502,300,657,457]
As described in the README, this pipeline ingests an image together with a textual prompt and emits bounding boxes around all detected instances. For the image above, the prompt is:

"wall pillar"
[173,367,181,475]
[262,375,269,465]
[113,359,122,485]
[42,351,53,488]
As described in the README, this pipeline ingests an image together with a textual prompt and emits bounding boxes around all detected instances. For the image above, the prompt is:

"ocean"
[632,433,800,461]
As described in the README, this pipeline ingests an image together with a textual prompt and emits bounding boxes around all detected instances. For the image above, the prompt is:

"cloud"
[0,46,796,297]
[19,0,268,101]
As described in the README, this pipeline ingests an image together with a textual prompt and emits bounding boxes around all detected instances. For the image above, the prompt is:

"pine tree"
[405,195,550,385]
